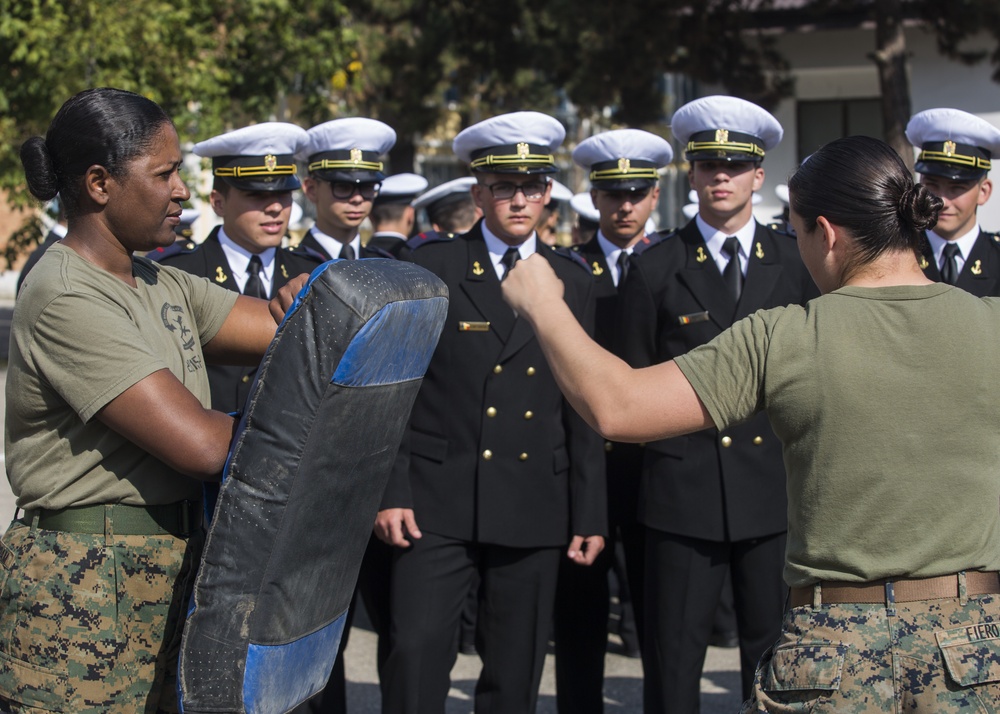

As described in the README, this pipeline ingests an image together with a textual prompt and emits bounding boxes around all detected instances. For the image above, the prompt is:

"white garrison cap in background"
[302,118,396,182]
[573,129,673,190]
[671,95,783,162]
[570,192,600,223]
[906,108,1000,181]
[775,184,789,205]
[549,180,574,203]
[413,177,476,212]
[453,111,565,174]
[194,122,309,191]
[374,173,429,206]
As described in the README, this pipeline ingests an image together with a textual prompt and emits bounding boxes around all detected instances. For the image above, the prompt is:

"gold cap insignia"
[265,154,277,172]
[350,148,363,164]
[472,261,485,276]
[696,246,708,263]
[715,129,730,144]
[943,140,956,157]
[592,261,604,276]
[618,158,631,173]
[517,143,530,159]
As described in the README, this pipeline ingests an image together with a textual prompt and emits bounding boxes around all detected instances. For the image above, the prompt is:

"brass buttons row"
[720,435,764,447]
[485,408,533,419]
[482,450,529,461]
[492,365,537,376]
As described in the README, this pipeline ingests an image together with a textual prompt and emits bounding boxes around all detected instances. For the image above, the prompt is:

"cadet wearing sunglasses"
[300,117,397,261]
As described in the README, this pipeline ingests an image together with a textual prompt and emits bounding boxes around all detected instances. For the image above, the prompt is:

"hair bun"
[20,137,60,202]
[898,182,941,233]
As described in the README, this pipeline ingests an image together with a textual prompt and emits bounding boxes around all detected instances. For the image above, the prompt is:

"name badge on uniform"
[678,311,710,326]
[459,321,491,332]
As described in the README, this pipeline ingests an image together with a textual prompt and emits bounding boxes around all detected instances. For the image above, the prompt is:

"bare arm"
[96,369,236,481]
[502,254,715,442]
[203,274,311,365]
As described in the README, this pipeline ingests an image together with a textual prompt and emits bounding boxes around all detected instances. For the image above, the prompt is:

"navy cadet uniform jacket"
[572,235,661,528]
[616,220,818,542]
[150,226,322,415]
[297,229,396,261]
[920,231,1000,297]
[381,220,608,547]
[366,232,413,261]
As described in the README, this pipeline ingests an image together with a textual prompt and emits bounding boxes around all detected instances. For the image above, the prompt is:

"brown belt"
[790,571,1000,608]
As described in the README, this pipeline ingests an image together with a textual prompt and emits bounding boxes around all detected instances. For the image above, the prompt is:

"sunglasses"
[329,181,381,200]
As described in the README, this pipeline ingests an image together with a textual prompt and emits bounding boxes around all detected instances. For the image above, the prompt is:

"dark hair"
[430,196,479,234]
[370,203,409,229]
[788,136,941,268]
[19,87,173,217]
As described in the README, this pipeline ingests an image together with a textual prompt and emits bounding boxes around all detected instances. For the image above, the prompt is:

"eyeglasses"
[482,180,549,201]
[329,181,381,200]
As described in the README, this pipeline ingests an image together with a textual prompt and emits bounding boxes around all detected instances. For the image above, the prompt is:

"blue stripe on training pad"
[243,614,347,714]
[333,296,448,387]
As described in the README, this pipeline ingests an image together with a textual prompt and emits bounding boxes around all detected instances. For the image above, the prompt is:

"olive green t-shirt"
[6,243,239,510]
[675,283,1000,587]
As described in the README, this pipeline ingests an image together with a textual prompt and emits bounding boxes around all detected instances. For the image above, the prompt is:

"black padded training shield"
[178,259,448,714]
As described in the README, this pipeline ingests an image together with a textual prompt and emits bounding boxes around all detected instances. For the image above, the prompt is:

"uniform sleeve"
[673,309,779,431]
[30,292,170,424]
[159,265,239,346]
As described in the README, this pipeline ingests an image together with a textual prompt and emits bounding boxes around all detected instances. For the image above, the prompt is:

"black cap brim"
[310,169,386,183]
[220,175,301,192]
[915,160,987,182]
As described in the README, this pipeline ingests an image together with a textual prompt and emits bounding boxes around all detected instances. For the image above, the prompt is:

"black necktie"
[616,251,630,288]
[244,255,266,299]
[501,247,520,280]
[941,243,960,285]
[339,243,356,260]
[722,236,743,301]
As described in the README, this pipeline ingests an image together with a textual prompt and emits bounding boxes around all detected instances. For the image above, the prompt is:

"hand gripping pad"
[178,259,448,714]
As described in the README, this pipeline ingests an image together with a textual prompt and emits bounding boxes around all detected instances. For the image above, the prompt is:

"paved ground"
[0,291,745,711]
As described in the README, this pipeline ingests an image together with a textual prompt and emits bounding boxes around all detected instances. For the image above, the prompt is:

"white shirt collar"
[926,225,980,266]
[217,228,275,288]
[481,222,537,280]
[309,224,361,260]
[596,231,632,287]
[695,214,756,275]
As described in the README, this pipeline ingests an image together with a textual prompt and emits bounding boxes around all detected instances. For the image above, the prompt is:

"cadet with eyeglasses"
[299,118,398,261]
[376,111,607,714]
[906,108,1000,296]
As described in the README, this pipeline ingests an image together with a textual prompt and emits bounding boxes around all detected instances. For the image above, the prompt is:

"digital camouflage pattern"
[743,590,1000,712]
[0,521,202,713]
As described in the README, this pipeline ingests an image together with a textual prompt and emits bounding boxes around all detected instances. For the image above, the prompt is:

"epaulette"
[288,245,327,263]
[986,231,1000,244]
[632,229,676,256]
[407,230,456,250]
[552,245,591,273]
[767,222,794,237]
[148,240,198,262]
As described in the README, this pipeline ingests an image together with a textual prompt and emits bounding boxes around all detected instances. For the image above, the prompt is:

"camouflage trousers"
[742,582,1000,712]
[0,520,203,713]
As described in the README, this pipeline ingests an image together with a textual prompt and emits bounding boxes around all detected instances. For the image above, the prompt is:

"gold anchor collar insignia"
[696,246,708,263]
[755,242,764,259]
[918,255,929,269]
[472,260,485,276]
[971,259,983,275]
[281,263,289,278]
[215,266,228,283]
[592,261,604,276]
